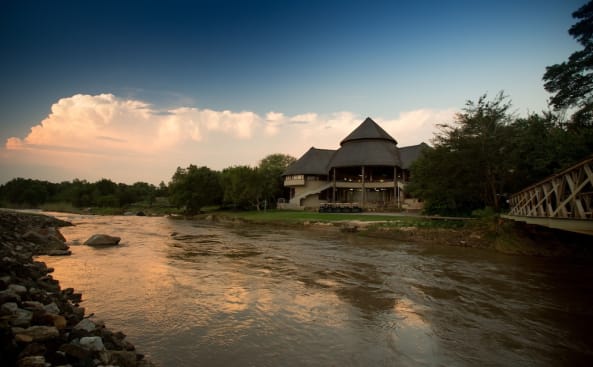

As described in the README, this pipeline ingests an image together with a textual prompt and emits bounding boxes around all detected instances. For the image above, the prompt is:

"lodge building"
[281,117,428,210]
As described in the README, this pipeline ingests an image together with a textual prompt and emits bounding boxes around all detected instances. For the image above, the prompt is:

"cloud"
[379,108,457,146]
[1,93,454,184]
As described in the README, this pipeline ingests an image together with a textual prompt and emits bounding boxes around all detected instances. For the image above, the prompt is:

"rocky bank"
[0,210,156,367]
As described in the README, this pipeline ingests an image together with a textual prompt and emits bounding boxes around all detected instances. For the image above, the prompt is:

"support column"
[361,166,366,209]
[394,166,399,208]
[332,168,336,203]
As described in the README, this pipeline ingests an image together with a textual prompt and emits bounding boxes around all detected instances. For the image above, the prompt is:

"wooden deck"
[500,214,593,235]
[505,155,593,235]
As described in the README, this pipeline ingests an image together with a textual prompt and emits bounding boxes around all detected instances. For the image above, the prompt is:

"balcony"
[335,180,399,189]
[284,178,305,186]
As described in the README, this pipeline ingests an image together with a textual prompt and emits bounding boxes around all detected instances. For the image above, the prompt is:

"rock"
[38,226,66,242]
[9,284,28,294]
[340,224,358,233]
[0,288,21,303]
[17,355,46,367]
[59,343,92,360]
[12,308,34,327]
[2,302,19,313]
[83,234,121,246]
[14,333,34,343]
[74,318,96,333]
[109,350,138,367]
[80,336,105,351]
[47,249,71,256]
[2,303,33,327]
[18,342,46,358]
[22,301,44,311]
[51,314,67,329]
[22,231,47,245]
[43,302,60,314]
[72,306,85,320]
[15,325,59,342]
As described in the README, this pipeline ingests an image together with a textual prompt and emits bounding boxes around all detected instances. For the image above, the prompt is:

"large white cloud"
[1,93,455,184]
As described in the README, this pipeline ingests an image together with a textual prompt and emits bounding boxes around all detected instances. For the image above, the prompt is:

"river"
[38,213,593,366]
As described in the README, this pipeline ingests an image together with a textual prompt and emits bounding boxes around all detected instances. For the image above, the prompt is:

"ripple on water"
[39,213,593,367]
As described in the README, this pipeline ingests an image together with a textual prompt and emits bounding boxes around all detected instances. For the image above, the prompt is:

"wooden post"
[361,166,366,209]
[394,166,399,208]
[332,168,336,203]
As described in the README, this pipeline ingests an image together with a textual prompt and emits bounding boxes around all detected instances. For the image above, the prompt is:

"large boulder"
[83,234,121,247]
[23,227,70,255]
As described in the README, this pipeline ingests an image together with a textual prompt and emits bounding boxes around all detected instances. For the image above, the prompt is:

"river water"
[38,213,593,366]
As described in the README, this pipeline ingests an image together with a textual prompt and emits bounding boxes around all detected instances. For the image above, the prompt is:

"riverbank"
[0,209,156,367]
[201,210,593,257]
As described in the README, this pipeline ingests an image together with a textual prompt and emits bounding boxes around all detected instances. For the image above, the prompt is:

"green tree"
[408,146,483,216]
[409,93,515,215]
[168,165,222,214]
[157,181,169,197]
[505,112,586,192]
[93,178,119,207]
[543,1,593,126]
[258,153,296,207]
[220,166,262,210]
[70,179,93,207]
[0,178,49,207]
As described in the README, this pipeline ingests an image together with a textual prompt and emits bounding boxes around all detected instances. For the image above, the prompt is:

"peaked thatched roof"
[340,117,397,145]
[399,142,430,169]
[283,147,335,176]
[283,118,428,176]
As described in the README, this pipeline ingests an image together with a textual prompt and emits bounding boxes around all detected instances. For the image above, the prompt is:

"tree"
[408,93,515,215]
[258,153,296,207]
[543,1,593,126]
[0,178,49,207]
[168,165,222,214]
[220,166,262,210]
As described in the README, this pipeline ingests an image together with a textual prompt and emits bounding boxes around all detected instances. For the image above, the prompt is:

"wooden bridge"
[501,155,593,235]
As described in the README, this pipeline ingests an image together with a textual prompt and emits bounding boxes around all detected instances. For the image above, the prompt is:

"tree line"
[0,178,166,209]
[0,153,295,214]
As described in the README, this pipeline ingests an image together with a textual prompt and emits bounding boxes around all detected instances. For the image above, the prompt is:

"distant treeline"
[0,178,166,209]
[0,153,296,214]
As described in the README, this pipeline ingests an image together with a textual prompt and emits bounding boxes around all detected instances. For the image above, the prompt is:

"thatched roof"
[283,118,427,176]
[329,140,401,168]
[283,147,335,176]
[399,142,429,169]
[331,117,400,167]
[340,117,397,145]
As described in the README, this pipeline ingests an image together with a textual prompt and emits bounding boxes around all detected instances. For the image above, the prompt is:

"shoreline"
[200,212,593,258]
[0,209,157,367]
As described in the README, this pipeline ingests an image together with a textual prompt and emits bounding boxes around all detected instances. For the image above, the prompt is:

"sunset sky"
[0,0,585,184]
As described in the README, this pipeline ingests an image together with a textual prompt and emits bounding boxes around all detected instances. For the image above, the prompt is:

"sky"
[0,0,586,185]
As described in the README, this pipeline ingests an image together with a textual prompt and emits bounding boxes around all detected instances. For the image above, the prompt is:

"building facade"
[281,117,427,210]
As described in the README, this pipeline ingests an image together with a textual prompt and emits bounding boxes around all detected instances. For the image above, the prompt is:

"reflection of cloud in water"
[391,297,439,366]
[219,285,249,313]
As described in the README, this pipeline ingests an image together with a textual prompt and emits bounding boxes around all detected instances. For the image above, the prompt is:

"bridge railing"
[508,155,593,220]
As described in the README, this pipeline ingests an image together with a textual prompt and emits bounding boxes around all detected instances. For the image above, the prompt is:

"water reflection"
[38,214,593,367]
